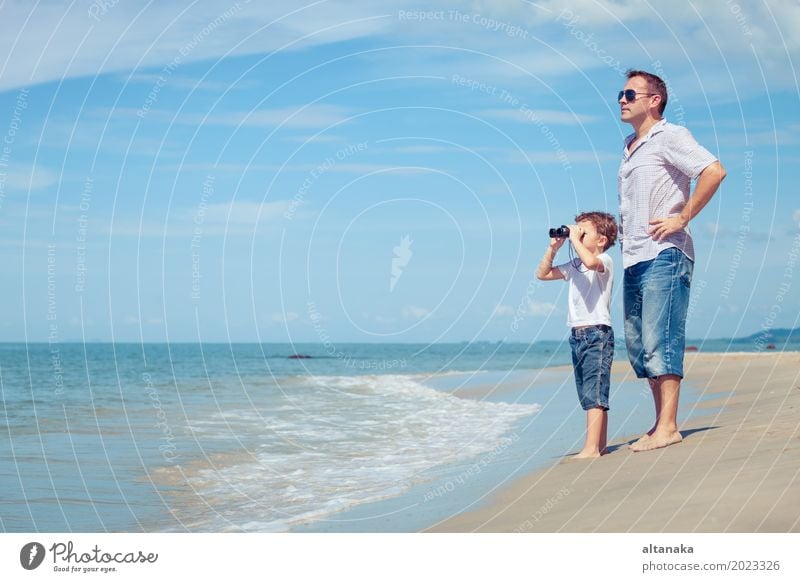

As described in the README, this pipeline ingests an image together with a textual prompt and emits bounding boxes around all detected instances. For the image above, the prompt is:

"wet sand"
[425,352,800,532]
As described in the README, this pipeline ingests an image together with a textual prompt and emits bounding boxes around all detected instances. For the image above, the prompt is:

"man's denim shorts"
[568,324,614,411]
[623,247,693,379]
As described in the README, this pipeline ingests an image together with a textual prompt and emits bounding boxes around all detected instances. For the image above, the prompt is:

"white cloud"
[123,73,260,92]
[701,222,770,241]
[0,1,397,92]
[326,163,430,175]
[454,1,800,96]
[283,134,344,144]
[200,201,292,225]
[160,162,428,176]
[514,149,616,165]
[534,0,653,26]
[390,145,464,154]
[493,304,515,316]
[272,311,299,324]
[0,0,795,103]
[527,299,556,317]
[122,315,161,326]
[103,200,294,237]
[480,108,597,125]
[401,305,430,319]
[109,104,353,130]
[0,165,58,191]
[201,105,353,129]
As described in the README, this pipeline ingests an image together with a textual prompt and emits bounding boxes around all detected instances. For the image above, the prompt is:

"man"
[618,69,726,452]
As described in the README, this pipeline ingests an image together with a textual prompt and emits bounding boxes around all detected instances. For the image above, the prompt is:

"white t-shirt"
[556,252,614,328]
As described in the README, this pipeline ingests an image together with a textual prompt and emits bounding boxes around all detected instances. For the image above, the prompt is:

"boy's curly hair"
[575,211,618,251]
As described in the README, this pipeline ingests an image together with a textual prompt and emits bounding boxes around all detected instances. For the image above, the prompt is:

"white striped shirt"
[618,119,717,269]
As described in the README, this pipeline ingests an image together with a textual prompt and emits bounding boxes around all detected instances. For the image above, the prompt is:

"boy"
[536,211,618,459]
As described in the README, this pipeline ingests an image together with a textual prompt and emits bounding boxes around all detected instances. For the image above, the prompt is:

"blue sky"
[1,0,798,343]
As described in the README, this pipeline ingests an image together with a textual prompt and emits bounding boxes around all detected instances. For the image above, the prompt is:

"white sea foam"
[175,374,540,531]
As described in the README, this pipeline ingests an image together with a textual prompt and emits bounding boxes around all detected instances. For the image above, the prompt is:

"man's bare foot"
[629,430,682,452]
[627,434,650,450]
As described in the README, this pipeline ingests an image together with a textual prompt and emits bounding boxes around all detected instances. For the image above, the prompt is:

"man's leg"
[630,248,692,452]
[656,375,680,434]
[647,377,660,432]
[645,378,661,436]
[623,264,651,447]
[628,378,660,449]
[630,375,682,451]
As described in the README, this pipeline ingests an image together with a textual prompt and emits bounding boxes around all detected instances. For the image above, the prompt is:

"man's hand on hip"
[649,215,688,241]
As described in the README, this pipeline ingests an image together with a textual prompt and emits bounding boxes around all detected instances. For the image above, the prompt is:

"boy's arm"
[568,225,604,272]
[536,239,566,280]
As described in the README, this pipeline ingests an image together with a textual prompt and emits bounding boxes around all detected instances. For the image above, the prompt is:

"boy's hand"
[567,223,584,245]
[549,237,566,251]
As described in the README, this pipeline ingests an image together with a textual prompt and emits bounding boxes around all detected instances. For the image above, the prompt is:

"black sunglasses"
[618,89,657,102]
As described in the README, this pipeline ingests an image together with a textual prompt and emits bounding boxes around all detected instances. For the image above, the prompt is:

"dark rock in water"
[685,346,699,352]
[288,354,313,359]
[766,344,776,350]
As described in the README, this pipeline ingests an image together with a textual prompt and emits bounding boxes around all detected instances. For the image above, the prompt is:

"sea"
[0,339,796,533]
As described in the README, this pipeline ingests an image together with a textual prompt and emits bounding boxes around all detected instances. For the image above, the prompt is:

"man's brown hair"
[626,69,668,116]
[576,211,618,251]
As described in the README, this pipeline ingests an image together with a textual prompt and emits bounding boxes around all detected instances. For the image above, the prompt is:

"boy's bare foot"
[571,449,602,460]
[629,430,682,452]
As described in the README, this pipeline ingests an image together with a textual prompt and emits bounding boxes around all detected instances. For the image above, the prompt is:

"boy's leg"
[575,408,607,459]
[570,326,612,459]
[600,409,608,454]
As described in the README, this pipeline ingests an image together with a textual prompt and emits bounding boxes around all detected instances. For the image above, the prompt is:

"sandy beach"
[425,352,800,533]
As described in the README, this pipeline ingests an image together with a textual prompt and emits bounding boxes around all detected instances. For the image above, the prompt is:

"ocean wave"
[163,373,540,531]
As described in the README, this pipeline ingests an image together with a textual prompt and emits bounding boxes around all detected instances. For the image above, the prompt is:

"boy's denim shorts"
[568,324,614,411]
[623,247,693,379]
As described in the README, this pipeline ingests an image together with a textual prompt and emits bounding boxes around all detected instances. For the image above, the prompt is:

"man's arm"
[649,160,726,241]
[536,239,566,280]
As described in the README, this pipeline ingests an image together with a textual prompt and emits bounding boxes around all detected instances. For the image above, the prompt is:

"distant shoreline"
[4,341,799,349]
